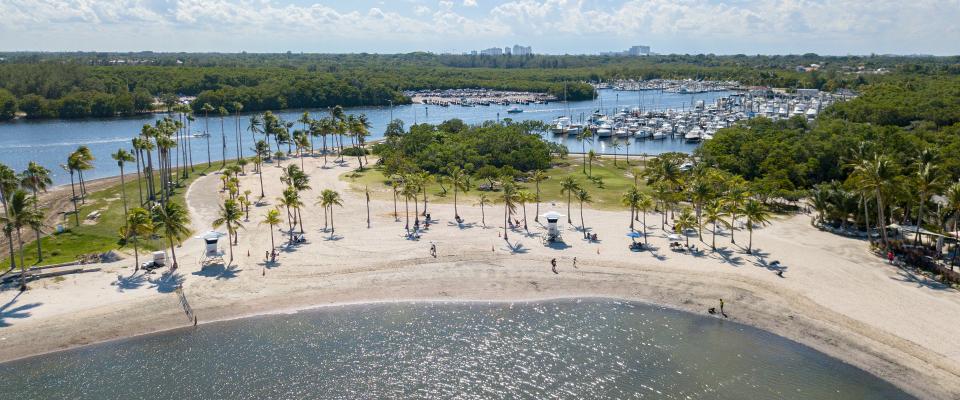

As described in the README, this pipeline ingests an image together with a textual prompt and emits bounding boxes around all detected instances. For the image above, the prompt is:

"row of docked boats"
[550,91,843,143]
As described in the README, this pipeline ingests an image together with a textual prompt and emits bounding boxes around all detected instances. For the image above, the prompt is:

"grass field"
[2,161,234,268]
[341,155,650,211]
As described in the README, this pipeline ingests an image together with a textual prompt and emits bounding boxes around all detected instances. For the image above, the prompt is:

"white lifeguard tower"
[541,211,565,244]
[196,231,227,267]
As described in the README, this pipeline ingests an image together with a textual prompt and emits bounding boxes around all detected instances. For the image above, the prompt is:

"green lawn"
[340,155,649,211]
[2,161,233,268]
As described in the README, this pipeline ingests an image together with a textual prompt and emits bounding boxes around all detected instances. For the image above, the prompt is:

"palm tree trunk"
[729,213,736,244]
[748,227,753,254]
[227,221,234,264]
[877,189,889,248]
[453,187,459,218]
[132,236,139,272]
[915,195,926,245]
[579,201,586,238]
[18,229,27,290]
[32,189,43,261]
[167,236,178,268]
[69,172,79,226]
[269,226,275,250]
[534,183,540,222]
[258,162,265,198]
[480,204,486,227]
[567,193,572,224]
[503,202,509,241]
[404,197,410,231]
[629,205,635,231]
[330,206,335,234]
[135,151,144,205]
[712,223,717,249]
[522,202,528,231]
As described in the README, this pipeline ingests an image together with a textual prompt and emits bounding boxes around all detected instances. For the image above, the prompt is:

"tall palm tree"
[449,167,470,219]
[151,202,191,268]
[517,190,534,231]
[501,182,518,240]
[248,113,263,156]
[401,181,417,231]
[416,171,432,217]
[531,170,547,222]
[277,187,302,239]
[356,114,372,167]
[71,146,94,203]
[587,149,597,176]
[0,163,18,271]
[850,154,897,247]
[123,207,152,271]
[62,156,83,225]
[19,162,52,261]
[636,192,654,245]
[201,103,214,167]
[131,137,145,204]
[475,193,490,227]
[575,188,592,238]
[621,185,641,232]
[674,207,697,247]
[260,208,282,252]
[254,140,270,198]
[559,176,580,224]
[111,149,135,218]
[218,106,229,167]
[213,199,244,264]
[232,102,244,161]
[742,199,771,254]
[611,138,621,167]
[3,190,41,290]
[319,189,344,235]
[576,127,593,174]
[913,159,944,244]
[688,177,714,240]
[703,200,730,250]
[724,180,749,244]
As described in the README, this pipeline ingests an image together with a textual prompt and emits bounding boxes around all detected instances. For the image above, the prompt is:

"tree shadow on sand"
[114,273,148,292]
[707,246,745,266]
[192,263,242,280]
[504,240,530,254]
[149,271,186,293]
[890,268,952,291]
[0,292,42,327]
[448,221,478,230]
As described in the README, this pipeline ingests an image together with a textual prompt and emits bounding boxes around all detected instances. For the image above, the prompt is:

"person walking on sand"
[573,257,577,269]
[551,258,558,274]
[430,242,437,258]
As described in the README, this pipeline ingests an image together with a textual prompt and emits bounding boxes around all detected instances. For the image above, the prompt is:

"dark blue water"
[0,90,726,185]
[0,299,910,399]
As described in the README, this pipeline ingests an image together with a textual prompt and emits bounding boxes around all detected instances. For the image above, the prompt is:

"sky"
[1,0,958,55]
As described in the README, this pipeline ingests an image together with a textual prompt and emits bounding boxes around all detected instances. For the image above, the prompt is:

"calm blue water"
[0,90,727,185]
[0,299,910,399]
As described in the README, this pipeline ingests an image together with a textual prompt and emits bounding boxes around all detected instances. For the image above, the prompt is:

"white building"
[512,45,532,56]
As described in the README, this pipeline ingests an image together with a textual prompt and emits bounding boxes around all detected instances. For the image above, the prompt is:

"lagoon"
[0,299,909,399]
[0,90,727,185]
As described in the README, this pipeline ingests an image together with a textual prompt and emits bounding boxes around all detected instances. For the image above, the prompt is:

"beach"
[1,155,959,399]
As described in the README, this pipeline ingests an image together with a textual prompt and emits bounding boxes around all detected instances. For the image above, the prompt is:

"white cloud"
[0,0,957,54]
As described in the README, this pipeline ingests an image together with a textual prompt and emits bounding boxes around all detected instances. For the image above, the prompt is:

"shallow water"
[0,299,910,399]
[0,89,725,185]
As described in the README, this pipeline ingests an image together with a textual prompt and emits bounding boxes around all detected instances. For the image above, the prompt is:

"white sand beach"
[2,156,959,399]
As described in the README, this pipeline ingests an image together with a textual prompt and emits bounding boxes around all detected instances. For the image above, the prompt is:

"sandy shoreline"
[1,155,959,399]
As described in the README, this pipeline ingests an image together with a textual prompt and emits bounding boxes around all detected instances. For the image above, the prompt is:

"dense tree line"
[4,52,954,121]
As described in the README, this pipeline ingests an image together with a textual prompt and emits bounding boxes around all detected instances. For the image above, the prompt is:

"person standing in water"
[719,299,726,317]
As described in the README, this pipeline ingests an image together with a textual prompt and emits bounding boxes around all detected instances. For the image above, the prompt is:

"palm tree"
[449,167,470,219]
[674,207,697,247]
[501,182,518,240]
[277,187,302,239]
[151,202,191,268]
[475,193,490,227]
[531,170,547,222]
[61,158,82,226]
[850,154,897,247]
[260,208,282,252]
[559,176,580,224]
[703,200,730,250]
[575,188,592,238]
[71,146,94,203]
[254,140,270,198]
[636,192,654,245]
[587,149,597,176]
[248,113,263,154]
[131,137,145,204]
[110,149,135,218]
[123,207,153,272]
[517,190,534,231]
[232,102,244,160]
[201,102,214,166]
[213,198,244,264]
[913,159,944,244]
[3,190,42,290]
[724,180,749,244]
[401,181,417,231]
[687,177,714,241]
[416,171,432,217]
[19,162,52,261]
[621,185,641,231]
[576,127,593,174]
[218,106,229,167]
[0,164,18,271]
[742,199,771,254]
[319,189,344,236]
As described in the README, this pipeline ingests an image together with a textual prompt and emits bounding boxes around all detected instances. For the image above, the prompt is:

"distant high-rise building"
[627,45,651,56]
[512,44,533,56]
[480,47,503,56]
[504,47,512,55]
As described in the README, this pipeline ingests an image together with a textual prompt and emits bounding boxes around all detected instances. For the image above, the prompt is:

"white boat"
[652,130,667,140]
[551,117,572,134]
[684,128,703,143]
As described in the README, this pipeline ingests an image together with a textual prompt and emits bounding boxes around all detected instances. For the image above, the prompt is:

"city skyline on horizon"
[0,1,958,56]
